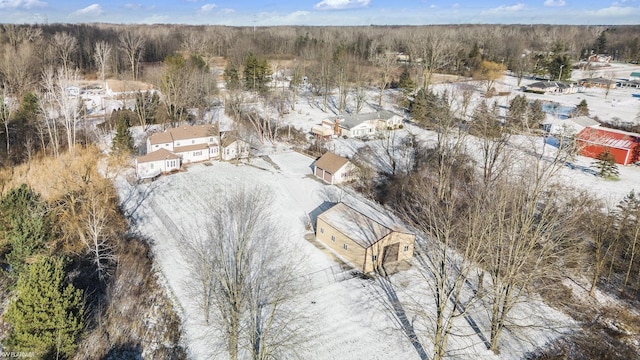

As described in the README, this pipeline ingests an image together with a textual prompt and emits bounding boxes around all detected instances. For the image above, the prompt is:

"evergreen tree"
[528,99,545,130]
[0,184,50,274]
[4,256,84,359]
[593,149,620,179]
[397,66,415,91]
[548,55,572,81]
[572,99,590,117]
[507,95,528,128]
[111,112,134,155]
[595,31,607,54]
[224,63,241,91]
[243,53,271,92]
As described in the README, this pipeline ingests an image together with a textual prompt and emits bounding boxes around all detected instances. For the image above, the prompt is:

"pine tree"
[397,66,415,91]
[593,149,620,179]
[111,112,134,155]
[0,184,50,274]
[572,99,590,117]
[224,64,241,91]
[4,256,84,359]
[243,53,271,91]
[507,94,528,128]
[528,99,545,130]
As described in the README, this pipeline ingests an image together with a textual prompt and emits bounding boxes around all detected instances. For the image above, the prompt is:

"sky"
[0,0,638,26]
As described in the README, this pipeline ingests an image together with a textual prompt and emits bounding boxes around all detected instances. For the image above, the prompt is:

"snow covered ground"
[110,62,640,359]
[115,150,574,360]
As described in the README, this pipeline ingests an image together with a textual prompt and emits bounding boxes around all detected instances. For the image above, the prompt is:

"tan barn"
[313,152,356,184]
[316,202,415,273]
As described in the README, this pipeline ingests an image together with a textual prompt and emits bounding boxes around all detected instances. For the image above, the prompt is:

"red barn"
[576,127,640,165]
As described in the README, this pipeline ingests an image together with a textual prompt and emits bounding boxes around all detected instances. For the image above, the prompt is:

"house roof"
[314,152,350,174]
[220,133,245,148]
[136,148,180,164]
[149,125,217,145]
[630,72,640,78]
[173,143,211,153]
[576,127,640,150]
[529,81,558,89]
[334,110,396,130]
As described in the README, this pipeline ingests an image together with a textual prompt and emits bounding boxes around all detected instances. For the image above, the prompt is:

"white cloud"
[124,3,142,10]
[219,8,234,14]
[0,0,47,9]
[586,6,635,17]
[484,3,525,13]
[201,3,216,13]
[314,0,370,10]
[543,0,566,7]
[69,4,103,18]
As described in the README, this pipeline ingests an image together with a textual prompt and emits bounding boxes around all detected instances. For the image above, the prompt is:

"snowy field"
[110,62,640,359]
[116,151,574,360]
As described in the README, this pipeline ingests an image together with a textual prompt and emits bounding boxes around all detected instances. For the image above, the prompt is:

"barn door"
[382,243,400,264]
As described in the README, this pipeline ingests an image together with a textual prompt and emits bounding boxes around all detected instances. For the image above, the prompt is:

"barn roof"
[136,148,180,164]
[314,152,350,174]
[576,127,640,150]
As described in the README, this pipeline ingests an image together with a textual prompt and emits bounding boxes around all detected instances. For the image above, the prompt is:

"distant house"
[579,77,617,89]
[588,54,612,63]
[316,202,416,273]
[629,72,640,81]
[135,148,181,179]
[325,111,403,138]
[313,152,357,184]
[542,115,600,136]
[220,132,250,161]
[146,124,219,164]
[526,81,576,94]
[576,126,640,165]
[311,119,337,139]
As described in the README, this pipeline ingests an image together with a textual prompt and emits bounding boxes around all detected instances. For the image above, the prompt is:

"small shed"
[313,152,356,184]
[136,148,181,179]
[576,127,640,165]
[316,202,415,273]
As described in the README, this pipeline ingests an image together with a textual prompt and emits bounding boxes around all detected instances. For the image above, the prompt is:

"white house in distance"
[220,132,250,161]
[314,110,403,138]
[313,152,357,184]
[135,148,181,179]
[542,115,600,136]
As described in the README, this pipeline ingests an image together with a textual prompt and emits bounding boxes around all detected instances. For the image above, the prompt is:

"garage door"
[382,243,399,264]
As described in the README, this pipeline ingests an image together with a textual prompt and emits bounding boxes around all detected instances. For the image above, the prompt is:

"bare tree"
[52,32,78,76]
[374,52,396,109]
[94,40,112,83]
[182,188,308,360]
[118,31,145,81]
[41,67,81,156]
[587,203,618,296]
[0,88,17,155]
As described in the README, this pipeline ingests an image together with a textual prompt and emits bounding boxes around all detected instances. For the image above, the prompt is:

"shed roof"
[318,203,392,248]
[136,148,180,164]
[173,143,211,153]
[334,110,396,130]
[314,152,350,174]
[630,72,640,77]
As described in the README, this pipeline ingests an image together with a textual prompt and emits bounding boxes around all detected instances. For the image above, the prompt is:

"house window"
[209,137,214,142]
[320,228,324,234]
[149,163,154,169]
[372,255,378,261]
[404,245,409,251]
[192,140,195,144]
[331,235,335,241]
[343,244,348,250]
[176,142,180,146]
[155,145,159,148]
[193,151,202,156]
